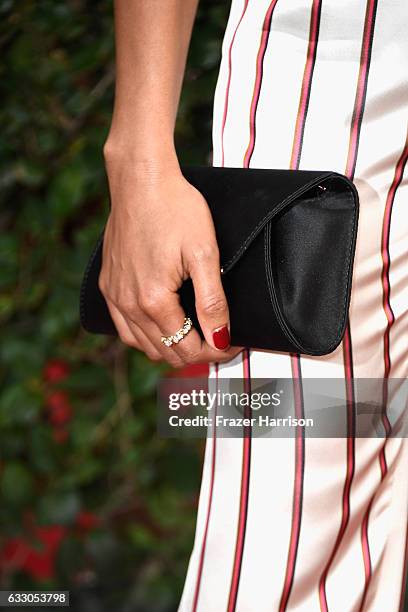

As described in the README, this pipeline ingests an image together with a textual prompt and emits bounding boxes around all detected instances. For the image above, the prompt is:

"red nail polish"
[212,325,230,350]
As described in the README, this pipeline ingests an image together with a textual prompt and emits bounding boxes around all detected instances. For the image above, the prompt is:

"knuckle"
[166,356,185,369]
[118,296,137,316]
[102,141,115,163]
[118,332,138,349]
[182,347,202,364]
[199,295,227,318]
[138,288,166,316]
[98,273,107,297]
[146,351,162,363]
[171,360,186,370]
[191,244,218,264]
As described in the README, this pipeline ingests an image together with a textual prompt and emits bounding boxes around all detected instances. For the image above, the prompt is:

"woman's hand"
[101,1,237,368]
[99,153,242,368]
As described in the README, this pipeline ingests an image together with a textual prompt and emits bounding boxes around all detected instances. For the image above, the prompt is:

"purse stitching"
[331,180,358,350]
[262,178,358,355]
[263,222,303,351]
[222,172,333,273]
[79,231,105,328]
[319,182,357,353]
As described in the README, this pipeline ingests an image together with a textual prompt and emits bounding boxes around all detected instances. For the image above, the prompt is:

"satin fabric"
[179,1,407,610]
[178,169,358,355]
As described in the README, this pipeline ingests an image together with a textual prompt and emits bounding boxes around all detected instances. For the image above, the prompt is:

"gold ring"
[160,317,193,347]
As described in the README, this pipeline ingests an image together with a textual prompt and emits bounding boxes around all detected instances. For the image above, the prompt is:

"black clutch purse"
[80,166,359,356]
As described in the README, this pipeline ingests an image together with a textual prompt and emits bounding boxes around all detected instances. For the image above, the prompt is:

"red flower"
[46,391,73,426]
[0,525,67,581]
[75,511,100,531]
[43,359,70,383]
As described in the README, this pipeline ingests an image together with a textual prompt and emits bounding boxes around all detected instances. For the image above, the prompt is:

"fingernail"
[212,325,230,350]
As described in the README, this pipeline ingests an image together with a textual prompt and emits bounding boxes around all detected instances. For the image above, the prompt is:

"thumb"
[189,248,231,351]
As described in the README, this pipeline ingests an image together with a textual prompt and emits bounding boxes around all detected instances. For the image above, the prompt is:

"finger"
[140,313,240,367]
[189,344,243,364]
[135,288,242,366]
[106,299,141,349]
[189,247,230,351]
[132,291,241,366]
[135,287,206,364]
[107,301,163,362]
[126,315,186,369]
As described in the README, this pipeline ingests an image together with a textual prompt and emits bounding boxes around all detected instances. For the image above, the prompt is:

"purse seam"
[222,172,333,273]
[263,178,358,355]
[263,222,302,351]
[79,231,105,329]
[331,180,358,351]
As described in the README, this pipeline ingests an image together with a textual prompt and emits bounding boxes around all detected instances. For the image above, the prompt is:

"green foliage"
[0,1,228,609]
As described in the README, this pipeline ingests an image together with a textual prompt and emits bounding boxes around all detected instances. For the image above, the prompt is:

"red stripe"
[279,361,306,612]
[197,6,252,603]
[343,0,378,388]
[227,351,252,612]
[319,2,378,605]
[359,497,374,611]
[357,138,408,612]
[280,3,322,608]
[343,0,378,407]
[227,4,280,607]
[398,519,408,612]
[290,0,322,168]
[345,0,378,179]
[191,363,219,612]
[342,324,357,447]
[220,0,250,167]
[243,0,279,168]
[380,139,408,431]
[318,431,355,611]
[342,323,355,382]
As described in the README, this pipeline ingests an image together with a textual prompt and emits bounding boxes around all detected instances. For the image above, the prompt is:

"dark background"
[0,1,229,610]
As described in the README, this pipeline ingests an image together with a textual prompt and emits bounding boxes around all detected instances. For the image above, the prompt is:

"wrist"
[103,138,181,181]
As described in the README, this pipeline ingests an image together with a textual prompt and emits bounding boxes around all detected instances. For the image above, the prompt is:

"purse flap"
[180,166,355,273]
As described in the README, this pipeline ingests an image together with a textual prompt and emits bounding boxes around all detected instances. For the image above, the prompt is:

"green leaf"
[15,159,45,187]
[129,353,168,398]
[61,457,104,487]
[127,524,156,551]
[28,427,56,474]
[37,490,81,525]
[46,160,88,219]
[0,385,42,427]
[0,461,34,506]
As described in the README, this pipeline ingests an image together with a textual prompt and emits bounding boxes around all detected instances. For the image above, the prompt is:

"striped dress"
[179,1,408,610]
